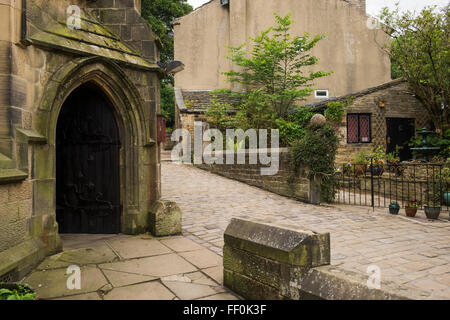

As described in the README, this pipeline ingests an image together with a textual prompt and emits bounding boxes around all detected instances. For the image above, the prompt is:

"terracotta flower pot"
[405,207,418,217]
[354,164,367,175]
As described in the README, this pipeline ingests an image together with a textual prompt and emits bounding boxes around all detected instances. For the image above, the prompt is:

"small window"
[315,90,329,99]
[347,114,372,143]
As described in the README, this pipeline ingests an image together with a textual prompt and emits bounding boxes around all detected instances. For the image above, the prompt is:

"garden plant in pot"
[368,146,385,176]
[386,147,404,177]
[441,167,450,207]
[424,182,442,220]
[389,201,400,215]
[352,150,368,176]
[405,200,420,217]
[424,201,441,220]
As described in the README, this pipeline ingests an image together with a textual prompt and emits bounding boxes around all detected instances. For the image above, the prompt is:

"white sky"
[187,0,449,16]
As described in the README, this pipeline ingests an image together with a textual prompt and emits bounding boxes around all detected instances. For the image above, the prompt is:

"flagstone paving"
[162,160,450,299]
[21,234,240,300]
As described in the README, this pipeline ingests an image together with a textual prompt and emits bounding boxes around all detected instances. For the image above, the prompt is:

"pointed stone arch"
[32,57,157,235]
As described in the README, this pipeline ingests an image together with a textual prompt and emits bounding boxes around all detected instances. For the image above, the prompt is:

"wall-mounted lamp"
[157,61,185,74]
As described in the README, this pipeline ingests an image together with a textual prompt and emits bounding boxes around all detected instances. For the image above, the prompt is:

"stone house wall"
[174,0,391,103]
[325,80,429,164]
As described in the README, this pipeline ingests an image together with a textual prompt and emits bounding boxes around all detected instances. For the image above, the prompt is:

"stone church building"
[0,0,164,281]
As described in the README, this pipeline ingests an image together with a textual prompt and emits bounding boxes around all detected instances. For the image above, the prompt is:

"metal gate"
[335,160,449,211]
[56,85,121,234]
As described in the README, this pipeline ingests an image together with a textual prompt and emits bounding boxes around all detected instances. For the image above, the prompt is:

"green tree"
[224,13,332,118]
[378,4,450,132]
[141,0,193,62]
[141,0,193,128]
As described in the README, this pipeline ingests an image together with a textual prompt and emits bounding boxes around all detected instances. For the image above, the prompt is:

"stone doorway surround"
[33,57,157,238]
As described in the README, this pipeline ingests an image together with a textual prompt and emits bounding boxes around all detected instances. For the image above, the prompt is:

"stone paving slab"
[37,245,118,270]
[162,161,450,299]
[22,266,109,299]
[107,237,172,259]
[21,234,240,300]
[103,281,175,300]
[99,253,198,277]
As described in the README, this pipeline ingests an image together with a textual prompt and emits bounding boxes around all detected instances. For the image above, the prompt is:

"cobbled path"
[162,160,450,299]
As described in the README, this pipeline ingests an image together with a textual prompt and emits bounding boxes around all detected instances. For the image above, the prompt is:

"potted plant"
[352,150,368,176]
[386,147,404,177]
[343,162,352,175]
[441,167,450,206]
[0,283,35,300]
[405,200,419,217]
[424,201,441,220]
[389,201,400,215]
[425,181,442,219]
[368,146,385,176]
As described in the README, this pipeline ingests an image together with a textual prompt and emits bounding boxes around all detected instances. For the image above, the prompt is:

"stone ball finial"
[310,114,327,126]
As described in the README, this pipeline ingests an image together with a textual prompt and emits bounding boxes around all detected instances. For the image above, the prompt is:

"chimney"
[345,0,366,14]
[353,0,366,14]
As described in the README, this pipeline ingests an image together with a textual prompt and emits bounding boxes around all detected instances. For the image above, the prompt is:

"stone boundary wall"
[224,218,429,300]
[195,148,321,204]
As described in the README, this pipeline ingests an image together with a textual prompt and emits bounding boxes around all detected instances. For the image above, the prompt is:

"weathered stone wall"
[223,218,330,300]
[0,0,162,280]
[0,181,32,253]
[223,218,428,300]
[196,149,320,204]
[334,81,429,164]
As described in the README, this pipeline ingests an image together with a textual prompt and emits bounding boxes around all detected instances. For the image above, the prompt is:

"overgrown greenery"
[141,0,193,128]
[160,82,175,129]
[141,0,193,63]
[206,13,331,146]
[205,13,339,203]
[222,13,332,118]
[0,284,35,300]
[378,4,449,133]
[291,124,339,203]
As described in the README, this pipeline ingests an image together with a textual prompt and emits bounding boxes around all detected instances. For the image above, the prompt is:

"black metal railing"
[334,160,450,211]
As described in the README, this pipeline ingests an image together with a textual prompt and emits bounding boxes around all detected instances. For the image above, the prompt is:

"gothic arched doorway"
[56,84,121,234]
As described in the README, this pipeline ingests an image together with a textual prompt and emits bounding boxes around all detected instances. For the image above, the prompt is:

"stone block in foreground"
[223,218,430,300]
[148,200,182,237]
[223,218,330,300]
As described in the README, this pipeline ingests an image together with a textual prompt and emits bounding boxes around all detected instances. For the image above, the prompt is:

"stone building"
[173,0,391,134]
[0,0,164,281]
[308,79,430,164]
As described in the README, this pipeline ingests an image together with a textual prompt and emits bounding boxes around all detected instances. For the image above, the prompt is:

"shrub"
[0,284,35,300]
[291,123,339,203]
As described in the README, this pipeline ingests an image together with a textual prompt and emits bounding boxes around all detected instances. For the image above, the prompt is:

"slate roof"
[175,88,239,114]
[287,79,408,115]
[25,0,161,72]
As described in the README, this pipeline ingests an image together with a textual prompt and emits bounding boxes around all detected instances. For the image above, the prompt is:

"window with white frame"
[314,90,329,99]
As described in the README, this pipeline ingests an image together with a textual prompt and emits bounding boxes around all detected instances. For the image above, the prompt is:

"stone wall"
[0,0,162,280]
[0,181,32,253]
[223,218,330,300]
[196,149,321,204]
